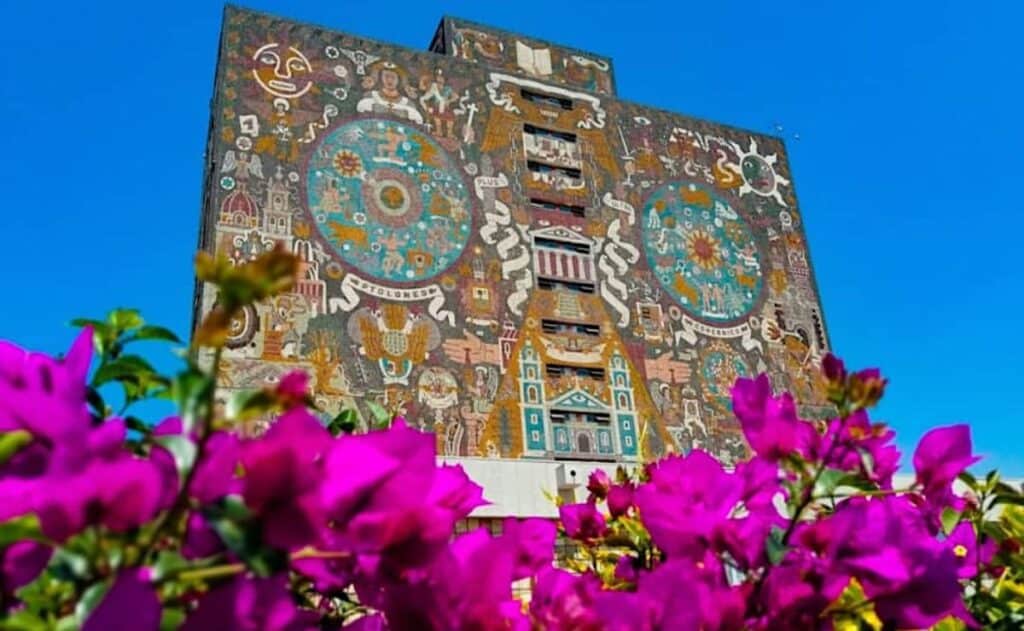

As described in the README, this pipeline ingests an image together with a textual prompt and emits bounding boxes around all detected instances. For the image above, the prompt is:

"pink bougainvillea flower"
[586,469,611,499]
[821,353,847,384]
[636,558,746,631]
[321,421,485,569]
[182,512,223,560]
[606,482,635,518]
[240,408,333,550]
[820,409,901,488]
[83,568,160,631]
[191,431,240,503]
[913,425,980,502]
[28,451,166,542]
[501,517,556,579]
[730,375,817,461]
[614,555,638,584]
[275,370,311,408]
[634,450,743,561]
[181,574,318,631]
[362,528,529,631]
[529,567,644,631]
[529,568,594,626]
[0,327,92,441]
[826,496,974,629]
[559,502,607,542]
[1,541,52,605]
[946,521,995,579]
[848,367,887,408]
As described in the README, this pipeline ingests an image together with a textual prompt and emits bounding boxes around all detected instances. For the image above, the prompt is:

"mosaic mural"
[196,7,834,465]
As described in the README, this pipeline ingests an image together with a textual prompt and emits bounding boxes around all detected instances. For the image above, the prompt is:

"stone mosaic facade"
[195,6,832,465]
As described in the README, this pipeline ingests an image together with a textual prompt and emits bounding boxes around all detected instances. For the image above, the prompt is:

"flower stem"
[140,346,222,561]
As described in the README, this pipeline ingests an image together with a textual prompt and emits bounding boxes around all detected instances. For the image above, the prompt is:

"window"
[542,319,600,337]
[527,160,582,181]
[534,236,590,255]
[530,198,585,218]
[521,88,573,110]
[524,124,577,143]
[537,276,596,294]
[546,364,605,381]
[550,409,611,424]
[472,287,489,300]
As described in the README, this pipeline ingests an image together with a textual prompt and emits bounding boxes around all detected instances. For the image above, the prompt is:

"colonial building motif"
[196,7,833,466]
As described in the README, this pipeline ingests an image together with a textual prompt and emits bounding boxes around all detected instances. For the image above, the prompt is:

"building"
[194,6,834,519]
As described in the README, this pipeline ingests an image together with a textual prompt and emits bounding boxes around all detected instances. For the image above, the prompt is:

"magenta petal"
[559,502,607,540]
[913,425,981,493]
[1,541,52,598]
[82,569,160,631]
[502,517,556,579]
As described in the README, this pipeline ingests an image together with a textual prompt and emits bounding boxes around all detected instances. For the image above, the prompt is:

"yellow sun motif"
[685,229,722,270]
[333,150,363,177]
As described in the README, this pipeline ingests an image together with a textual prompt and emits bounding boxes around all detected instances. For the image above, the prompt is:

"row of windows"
[541,319,600,337]
[550,409,611,424]
[527,160,582,180]
[545,363,606,380]
[529,197,586,218]
[533,235,591,255]
[521,88,573,110]
[536,276,596,294]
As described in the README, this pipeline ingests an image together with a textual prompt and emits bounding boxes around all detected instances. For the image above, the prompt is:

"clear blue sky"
[2,1,1021,474]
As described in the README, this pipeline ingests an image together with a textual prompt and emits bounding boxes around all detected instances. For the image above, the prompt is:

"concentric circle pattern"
[307,118,471,283]
[642,182,764,323]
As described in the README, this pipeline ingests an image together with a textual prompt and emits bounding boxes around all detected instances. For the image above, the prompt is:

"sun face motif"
[731,138,791,206]
[685,229,722,269]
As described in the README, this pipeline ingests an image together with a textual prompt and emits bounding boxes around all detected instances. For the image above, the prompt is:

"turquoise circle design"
[307,118,472,283]
[641,182,764,323]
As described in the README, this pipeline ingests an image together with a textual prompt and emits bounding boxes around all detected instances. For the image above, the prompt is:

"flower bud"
[586,469,611,499]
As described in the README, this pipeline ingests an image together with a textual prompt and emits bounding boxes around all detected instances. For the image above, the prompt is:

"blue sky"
[2,1,1021,474]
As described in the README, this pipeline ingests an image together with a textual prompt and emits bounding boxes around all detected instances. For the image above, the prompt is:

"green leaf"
[85,386,107,417]
[225,389,276,422]
[124,416,152,435]
[69,317,108,331]
[108,308,144,331]
[855,446,876,480]
[993,494,1024,508]
[93,354,158,384]
[203,497,287,578]
[0,430,32,466]
[940,507,962,535]
[0,514,46,547]
[765,525,788,566]
[985,469,1001,491]
[813,468,851,497]
[0,610,49,631]
[154,435,198,481]
[160,608,186,631]
[129,325,182,344]
[366,400,391,428]
[958,470,979,489]
[172,367,214,434]
[74,581,111,625]
[328,408,359,436]
[50,548,91,581]
[150,550,189,581]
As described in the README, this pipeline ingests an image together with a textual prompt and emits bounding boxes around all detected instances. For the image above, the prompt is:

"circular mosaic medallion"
[641,182,764,323]
[307,118,472,283]
[700,341,751,418]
